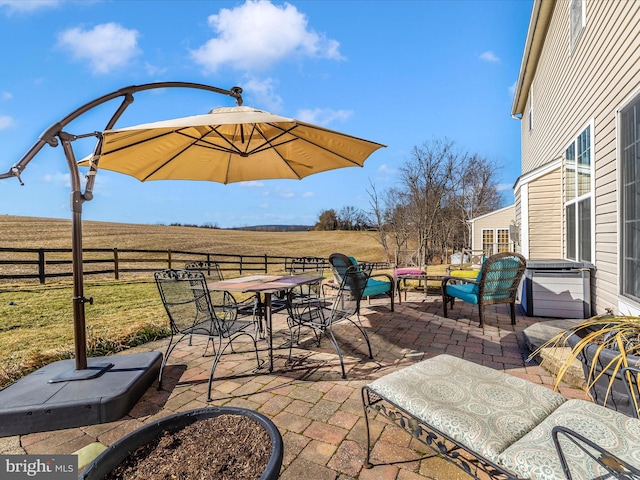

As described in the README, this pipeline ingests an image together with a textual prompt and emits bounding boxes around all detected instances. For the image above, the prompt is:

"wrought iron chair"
[289,256,325,299]
[441,252,527,327]
[155,269,261,402]
[328,253,394,311]
[185,260,259,335]
[285,262,373,378]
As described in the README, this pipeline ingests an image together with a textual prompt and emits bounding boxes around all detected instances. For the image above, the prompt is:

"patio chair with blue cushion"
[328,253,394,312]
[441,252,527,327]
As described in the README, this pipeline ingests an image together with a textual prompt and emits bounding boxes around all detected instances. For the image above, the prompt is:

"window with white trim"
[497,229,510,253]
[564,125,592,263]
[482,229,494,257]
[570,0,585,49]
[620,94,640,303]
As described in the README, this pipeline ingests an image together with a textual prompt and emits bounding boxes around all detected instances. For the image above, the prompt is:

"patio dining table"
[207,274,324,372]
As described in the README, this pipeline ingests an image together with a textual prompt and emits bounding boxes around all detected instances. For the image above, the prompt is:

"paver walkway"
[0,291,589,479]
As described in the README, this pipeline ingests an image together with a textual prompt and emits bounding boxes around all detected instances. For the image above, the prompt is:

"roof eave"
[511,0,556,117]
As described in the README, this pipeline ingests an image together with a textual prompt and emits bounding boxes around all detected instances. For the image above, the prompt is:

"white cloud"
[1,91,12,100]
[296,108,352,126]
[377,164,397,174]
[239,180,265,188]
[497,182,514,192]
[508,80,517,97]
[0,115,14,130]
[57,23,141,75]
[301,191,314,198]
[280,191,295,199]
[479,50,500,62]
[191,0,344,73]
[243,77,283,111]
[42,172,71,188]
[0,0,60,13]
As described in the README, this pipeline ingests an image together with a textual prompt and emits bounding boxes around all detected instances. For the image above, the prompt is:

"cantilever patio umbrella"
[82,105,384,184]
[3,82,385,377]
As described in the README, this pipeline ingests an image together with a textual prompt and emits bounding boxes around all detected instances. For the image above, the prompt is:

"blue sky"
[0,0,532,228]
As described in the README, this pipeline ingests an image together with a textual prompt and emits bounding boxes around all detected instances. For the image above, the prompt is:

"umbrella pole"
[62,135,89,370]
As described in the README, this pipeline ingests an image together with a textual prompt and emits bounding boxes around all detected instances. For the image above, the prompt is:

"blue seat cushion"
[364,278,391,297]
[446,282,479,304]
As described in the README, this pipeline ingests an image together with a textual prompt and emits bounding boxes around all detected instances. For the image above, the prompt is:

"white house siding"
[528,169,562,259]
[513,0,640,314]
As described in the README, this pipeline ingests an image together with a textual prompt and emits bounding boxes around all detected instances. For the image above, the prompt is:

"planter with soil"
[568,323,640,417]
[79,407,283,480]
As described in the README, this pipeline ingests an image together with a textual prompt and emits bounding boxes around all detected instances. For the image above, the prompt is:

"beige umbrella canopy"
[84,105,385,184]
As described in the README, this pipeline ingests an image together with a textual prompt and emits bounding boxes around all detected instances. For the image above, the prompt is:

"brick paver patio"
[0,291,589,479]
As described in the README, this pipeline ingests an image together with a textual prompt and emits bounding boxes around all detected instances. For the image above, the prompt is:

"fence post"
[264,254,268,274]
[239,256,243,275]
[113,248,119,280]
[38,248,45,284]
[168,250,172,270]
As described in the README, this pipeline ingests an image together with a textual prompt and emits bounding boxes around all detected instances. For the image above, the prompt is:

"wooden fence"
[0,247,391,284]
[0,248,291,284]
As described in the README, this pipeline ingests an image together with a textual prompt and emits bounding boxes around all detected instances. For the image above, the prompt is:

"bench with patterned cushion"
[362,354,640,479]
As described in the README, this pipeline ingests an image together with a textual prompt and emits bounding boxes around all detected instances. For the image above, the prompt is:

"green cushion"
[363,278,391,297]
[446,282,479,304]
[498,399,640,480]
[367,354,567,463]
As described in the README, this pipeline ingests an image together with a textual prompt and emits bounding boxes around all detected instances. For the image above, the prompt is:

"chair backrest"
[329,264,371,321]
[477,252,527,304]
[154,269,218,335]
[290,257,325,298]
[329,253,373,301]
[185,261,224,281]
[395,249,420,268]
[289,256,325,276]
[328,253,356,285]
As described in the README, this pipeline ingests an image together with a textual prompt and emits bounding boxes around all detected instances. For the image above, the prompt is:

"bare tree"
[366,137,505,266]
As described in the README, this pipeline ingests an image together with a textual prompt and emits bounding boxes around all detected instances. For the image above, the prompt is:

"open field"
[0,215,387,259]
[0,215,393,387]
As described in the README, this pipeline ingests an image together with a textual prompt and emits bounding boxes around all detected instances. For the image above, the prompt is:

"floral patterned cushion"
[367,354,567,463]
[498,399,640,480]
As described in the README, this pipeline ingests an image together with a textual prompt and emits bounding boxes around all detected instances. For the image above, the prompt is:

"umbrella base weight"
[48,362,114,383]
[0,352,161,437]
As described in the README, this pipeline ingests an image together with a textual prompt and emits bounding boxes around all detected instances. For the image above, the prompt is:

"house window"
[497,229,510,253]
[482,229,494,257]
[620,94,640,303]
[564,124,592,263]
[570,0,585,49]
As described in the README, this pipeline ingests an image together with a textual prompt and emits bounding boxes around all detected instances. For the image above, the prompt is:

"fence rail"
[0,247,333,284]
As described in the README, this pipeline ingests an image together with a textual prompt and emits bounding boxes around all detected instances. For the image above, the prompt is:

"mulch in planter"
[103,414,271,480]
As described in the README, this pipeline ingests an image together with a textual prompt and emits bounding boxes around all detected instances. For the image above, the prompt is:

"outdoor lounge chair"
[441,251,527,326]
[154,268,262,402]
[286,262,373,378]
[328,253,395,311]
[362,354,640,480]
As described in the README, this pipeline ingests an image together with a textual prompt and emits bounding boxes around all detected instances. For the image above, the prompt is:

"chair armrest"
[370,272,394,284]
[551,425,640,479]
